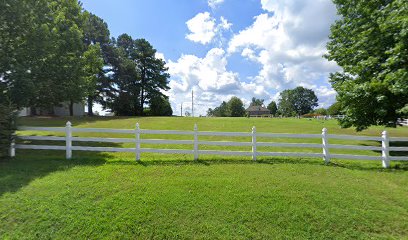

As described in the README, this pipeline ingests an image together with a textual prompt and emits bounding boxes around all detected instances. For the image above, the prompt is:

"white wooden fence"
[11,122,408,168]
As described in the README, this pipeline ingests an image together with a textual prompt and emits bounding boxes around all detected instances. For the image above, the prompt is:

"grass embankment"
[1,117,407,239]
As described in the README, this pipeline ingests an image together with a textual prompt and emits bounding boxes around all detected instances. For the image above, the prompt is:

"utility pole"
[181,103,183,117]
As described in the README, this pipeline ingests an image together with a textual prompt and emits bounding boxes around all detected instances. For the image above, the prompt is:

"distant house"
[19,102,85,117]
[246,105,270,117]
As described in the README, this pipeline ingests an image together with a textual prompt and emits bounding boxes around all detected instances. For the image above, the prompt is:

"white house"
[19,102,85,117]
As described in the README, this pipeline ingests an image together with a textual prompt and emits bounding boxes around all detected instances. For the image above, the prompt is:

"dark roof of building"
[245,105,270,112]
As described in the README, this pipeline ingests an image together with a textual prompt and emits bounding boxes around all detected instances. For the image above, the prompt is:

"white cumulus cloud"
[228,0,340,106]
[186,12,232,45]
[186,12,216,45]
[208,0,225,9]
[168,0,342,115]
[167,48,269,116]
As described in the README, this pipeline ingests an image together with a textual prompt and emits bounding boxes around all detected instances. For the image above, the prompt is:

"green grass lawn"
[1,116,408,239]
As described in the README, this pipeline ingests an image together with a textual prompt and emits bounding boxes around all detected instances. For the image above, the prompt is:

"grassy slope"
[1,117,407,239]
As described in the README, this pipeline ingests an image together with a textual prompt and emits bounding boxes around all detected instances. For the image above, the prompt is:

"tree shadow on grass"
[366,140,408,157]
[110,156,408,171]
[0,154,108,197]
[328,161,408,171]
[0,139,123,197]
[389,141,408,157]
[2,151,407,197]
[367,140,408,168]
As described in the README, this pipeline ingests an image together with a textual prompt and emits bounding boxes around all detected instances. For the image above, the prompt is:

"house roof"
[246,105,270,112]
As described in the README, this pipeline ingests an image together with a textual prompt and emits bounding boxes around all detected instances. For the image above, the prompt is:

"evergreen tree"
[134,39,170,115]
[101,35,171,116]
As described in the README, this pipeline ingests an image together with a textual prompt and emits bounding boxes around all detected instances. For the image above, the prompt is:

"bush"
[0,101,17,159]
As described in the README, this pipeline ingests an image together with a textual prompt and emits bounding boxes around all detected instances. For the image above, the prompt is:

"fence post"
[194,124,199,160]
[382,130,390,168]
[135,123,140,161]
[9,134,15,157]
[65,121,72,159]
[322,128,330,164]
[252,126,257,161]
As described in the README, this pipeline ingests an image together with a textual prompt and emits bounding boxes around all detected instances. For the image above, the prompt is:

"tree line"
[207,87,319,117]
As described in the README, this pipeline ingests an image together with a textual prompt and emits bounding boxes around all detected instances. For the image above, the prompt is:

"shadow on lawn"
[0,155,108,197]
[0,139,122,197]
[2,150,407,197]
[115,157,408,171]
[369,140,408,157]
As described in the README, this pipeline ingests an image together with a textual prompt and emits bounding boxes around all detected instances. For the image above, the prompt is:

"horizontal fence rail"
[11,122,408,168]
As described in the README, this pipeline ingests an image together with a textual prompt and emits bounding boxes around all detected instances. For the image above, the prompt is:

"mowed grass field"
[1,116,408,239]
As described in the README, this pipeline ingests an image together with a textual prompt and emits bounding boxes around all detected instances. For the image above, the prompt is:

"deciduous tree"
[227,96,245,117]
[326,0,408,130]
[278,87,318,117]
[327,102,342,116]
[82,11,110,115]
[267,101,278,116]
[149,95,173,116]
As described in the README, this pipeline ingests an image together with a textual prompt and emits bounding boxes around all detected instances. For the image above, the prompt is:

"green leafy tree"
[83,43,104,115]
[206,108,214,117]
[48,0,87,116]
[82,11,110,115]
[250,97,264,107]
[83,11,110,46]
[326,0,408,131]
[209,97,245,117]
[101,36,170,116]
[149,95,173,116]
[267,101,278,116]
[0,0,88,155]
[327,102,342,116]
[227,96,245,117]
[102,35,139,115]
[0,0,37,108]
[314,108,328,116]
[278,90,296,117]
[212,101,228,117]
[278,87,318,117]
[134,39,170,116]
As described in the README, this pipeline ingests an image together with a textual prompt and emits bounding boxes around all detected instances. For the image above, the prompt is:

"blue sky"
[81,0,340,116]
